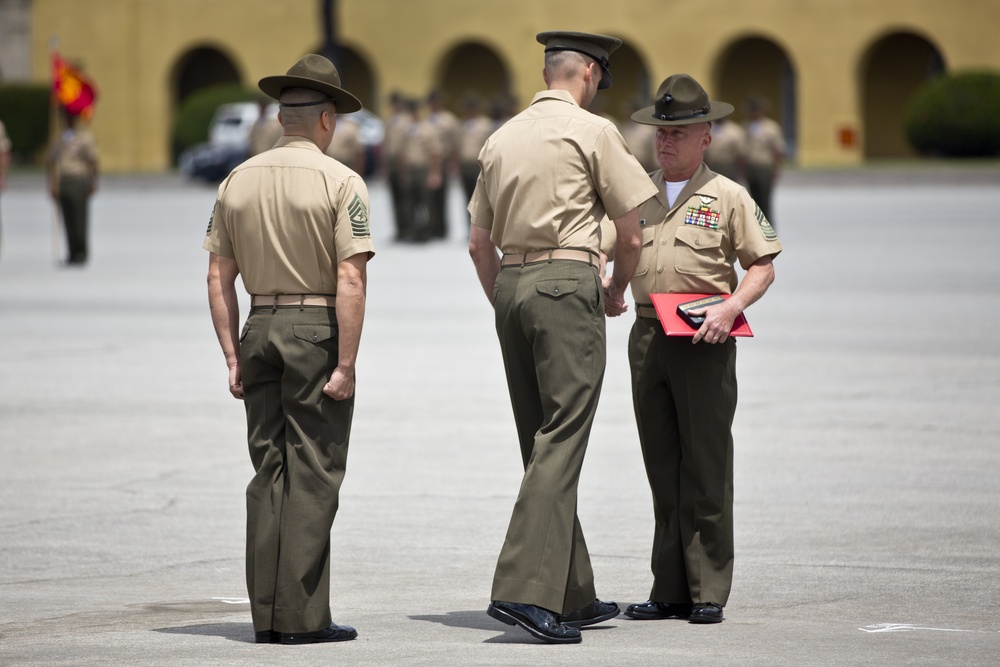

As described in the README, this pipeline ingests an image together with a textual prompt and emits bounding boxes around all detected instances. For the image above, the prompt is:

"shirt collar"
[529,89,579,108]
[273,135,323,152]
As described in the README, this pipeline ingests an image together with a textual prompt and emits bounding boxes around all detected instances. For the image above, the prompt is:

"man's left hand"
[691,300,740,344]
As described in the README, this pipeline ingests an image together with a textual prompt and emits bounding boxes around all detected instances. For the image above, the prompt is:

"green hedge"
[171,84,260,163]
[0,84,52,163]
[905,71,1000,157]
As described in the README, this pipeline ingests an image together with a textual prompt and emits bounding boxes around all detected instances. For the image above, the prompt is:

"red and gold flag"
[52,53,97,119]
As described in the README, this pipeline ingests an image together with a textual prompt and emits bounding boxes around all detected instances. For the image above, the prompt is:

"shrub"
[171,84,259,163]
[0,84,53,163]
[905,71,1000,157]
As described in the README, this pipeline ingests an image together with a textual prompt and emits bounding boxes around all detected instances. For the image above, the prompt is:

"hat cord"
[657,103,711,121]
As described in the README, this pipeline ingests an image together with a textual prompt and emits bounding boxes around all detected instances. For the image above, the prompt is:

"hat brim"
[258,75,363,114]
[631,101,734,126]
[597,67,613,90]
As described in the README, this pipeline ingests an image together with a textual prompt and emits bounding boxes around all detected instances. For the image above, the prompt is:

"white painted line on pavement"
[859,623,973,634]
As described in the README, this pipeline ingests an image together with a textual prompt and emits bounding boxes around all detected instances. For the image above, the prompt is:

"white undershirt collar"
[665,179,688,208]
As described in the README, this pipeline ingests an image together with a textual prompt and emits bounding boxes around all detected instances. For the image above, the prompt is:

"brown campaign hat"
[631,74,734,126]
[258,54,362,113]
[536,30,622,90]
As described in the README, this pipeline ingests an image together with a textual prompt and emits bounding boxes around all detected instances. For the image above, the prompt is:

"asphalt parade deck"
[1,166,998,665]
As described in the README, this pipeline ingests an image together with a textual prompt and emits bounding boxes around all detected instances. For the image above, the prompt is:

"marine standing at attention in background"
[47,109,99,266]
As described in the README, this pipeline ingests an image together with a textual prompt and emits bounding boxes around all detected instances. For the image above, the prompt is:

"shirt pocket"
[674,225,724,275]
[292,324,336,344]
[535,279,579,299]
[633,224,657,278]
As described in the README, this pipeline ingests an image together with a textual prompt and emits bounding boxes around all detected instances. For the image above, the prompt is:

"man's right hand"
[603,277,629,317]
[323,366,355,400]
[228,362,244,400]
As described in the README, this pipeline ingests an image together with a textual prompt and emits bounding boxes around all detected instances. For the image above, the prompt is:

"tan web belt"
[250,294,336,308]
[500,248,597,267]
[635,303,659,320]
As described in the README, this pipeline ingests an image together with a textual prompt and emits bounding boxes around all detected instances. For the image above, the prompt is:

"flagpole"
[49,35,63,265]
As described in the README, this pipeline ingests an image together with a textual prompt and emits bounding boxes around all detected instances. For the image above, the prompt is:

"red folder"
[650,293,754,337]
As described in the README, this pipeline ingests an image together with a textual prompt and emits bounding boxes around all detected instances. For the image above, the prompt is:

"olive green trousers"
[57,176,92,264]
[628,316,736,606]
[490,260,604,614]
[240,305,352,634]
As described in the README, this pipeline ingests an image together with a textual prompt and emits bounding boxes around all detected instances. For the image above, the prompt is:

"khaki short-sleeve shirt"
[745,117,786,168]
[0,119,11,153]
[468,89,658,255]
[248,117,283,156]
[401,118,443,169]
[428,109,460,157]
[383,112,413,162]
[622,163,781,300]
[705,121,747,168]
[459,116,494,164]
[202,136,374,296]
[325,119,361,164]
[49,129,98,179]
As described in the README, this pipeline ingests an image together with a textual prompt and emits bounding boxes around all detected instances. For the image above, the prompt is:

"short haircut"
[543,50,589,81]
[279,87,335,129]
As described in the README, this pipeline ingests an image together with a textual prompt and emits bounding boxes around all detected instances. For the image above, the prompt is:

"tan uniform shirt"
[427,109,460,161]
[745,117,785,168]
[0,119,11,153]
[248,117,283,156]
[202,136,374,296]
[324,118,362,169]
[705,121,747,171]
[469,89,658,255]
[49,129,98,179]
[458,115,494,165]
[607,163,781,299]
[382,111,413,164]
[401,117,443,169]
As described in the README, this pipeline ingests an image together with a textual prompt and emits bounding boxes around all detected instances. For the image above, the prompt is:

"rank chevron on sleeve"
[348,194,370,238]
[755,204,777,240]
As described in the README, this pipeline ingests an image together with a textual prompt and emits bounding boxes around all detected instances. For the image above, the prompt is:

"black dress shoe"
[624,600,693,620]
[689,602,724,624]
[487,601,582,644]
[279,623,358,644]
[254,630,280,644]
[558,599,620,628]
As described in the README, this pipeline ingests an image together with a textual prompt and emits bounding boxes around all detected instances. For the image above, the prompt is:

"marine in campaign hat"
[258,54,362,113]
[631,73,734,125]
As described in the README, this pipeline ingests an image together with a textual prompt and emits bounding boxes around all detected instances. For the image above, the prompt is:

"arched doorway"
[310,43,378,113]
[713,36,797,158]
[860,32,945,159]
[338,46,377,113]
[436,41,511,115]
[171,45,242,109]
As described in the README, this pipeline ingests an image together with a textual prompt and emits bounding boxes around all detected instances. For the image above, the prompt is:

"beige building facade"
[26,0,1000,171]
